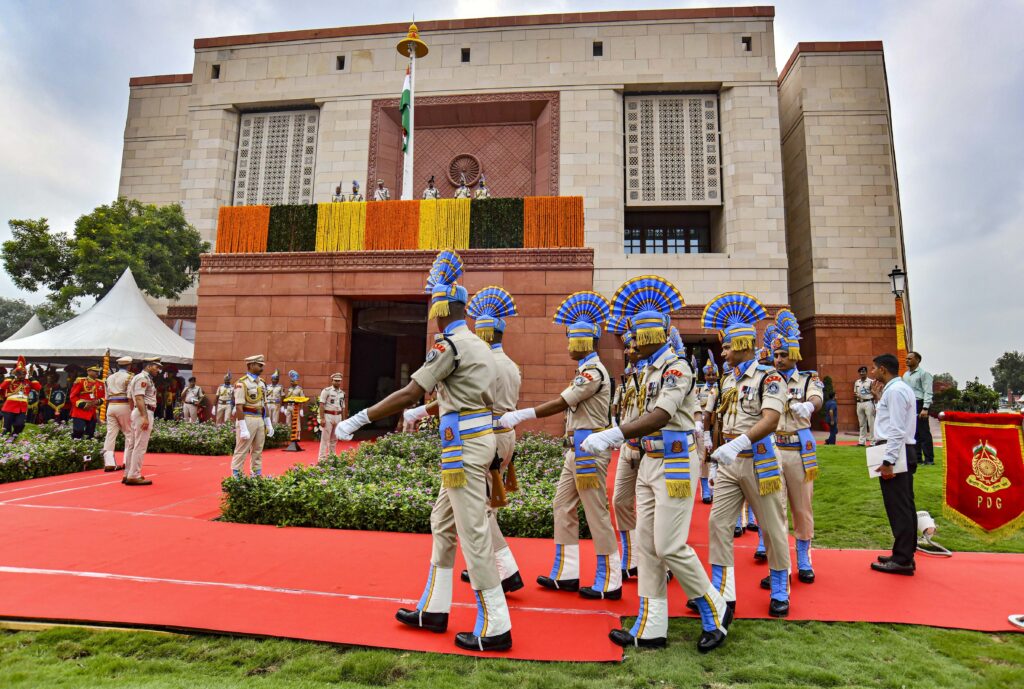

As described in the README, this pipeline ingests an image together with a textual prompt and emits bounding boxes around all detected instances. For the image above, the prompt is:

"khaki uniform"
[553,354,617,556]
[410,323,501,592]
[317,386,346,459]
[854,377,876,444]
[103,369,134,467]
[486,344,521,560]
[125,372,157,479]
[231,375,267,475]
[214,384,233,424]
[635,346,718,601]
[182,385,203,423]
[266,384,284,425]
[283,384,304,431]
[612,365,642,534]
[697,382,719,479]
[708,362,791,588]
[775,369,824,541]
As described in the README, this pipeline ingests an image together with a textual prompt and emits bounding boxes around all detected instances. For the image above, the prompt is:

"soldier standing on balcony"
[422,175,441,199]
[373,178,390,201]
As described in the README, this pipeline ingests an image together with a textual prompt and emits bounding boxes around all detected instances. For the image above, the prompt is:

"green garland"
[267,204,318,253]
[469,198,524,249]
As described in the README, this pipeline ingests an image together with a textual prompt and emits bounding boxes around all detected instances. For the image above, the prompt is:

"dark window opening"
[741,36,752,52]
[461,48,471,63]
[336,55,346,70]
[593,41,604,57]
[624,211,711,254]
[211,64,221,80]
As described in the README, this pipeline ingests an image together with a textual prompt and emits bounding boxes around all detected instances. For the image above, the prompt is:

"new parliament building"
[118,6,909,433]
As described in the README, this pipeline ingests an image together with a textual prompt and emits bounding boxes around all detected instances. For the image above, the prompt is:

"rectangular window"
[211,64,221,80]
[593,41,603,57]
[336,55,346,71]
[461,48,471,63]
[741,36,752,52]
[623,211,711,254]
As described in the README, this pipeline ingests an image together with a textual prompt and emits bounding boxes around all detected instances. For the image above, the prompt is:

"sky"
[0,0,1021,386]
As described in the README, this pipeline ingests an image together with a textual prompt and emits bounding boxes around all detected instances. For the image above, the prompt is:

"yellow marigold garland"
[418,198,470,250]
[316,202,366,251]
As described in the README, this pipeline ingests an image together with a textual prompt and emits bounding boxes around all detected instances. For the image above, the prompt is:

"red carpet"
[0,447,1017,663]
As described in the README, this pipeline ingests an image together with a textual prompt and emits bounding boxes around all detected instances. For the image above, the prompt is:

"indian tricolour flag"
[400,66,411,152]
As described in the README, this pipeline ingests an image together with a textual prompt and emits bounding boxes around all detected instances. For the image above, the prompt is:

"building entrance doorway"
[348,300,427,436]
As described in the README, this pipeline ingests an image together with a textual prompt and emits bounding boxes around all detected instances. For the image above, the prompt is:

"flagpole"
[397,24,428,201]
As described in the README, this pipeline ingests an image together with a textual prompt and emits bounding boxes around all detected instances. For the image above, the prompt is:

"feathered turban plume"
[425,250,467,321]
[466,286,517,342]
[775,308,802,362]
[703,350,719,377]
[701,292,768,352]
[611,275,685,347]
[553,291,611,353]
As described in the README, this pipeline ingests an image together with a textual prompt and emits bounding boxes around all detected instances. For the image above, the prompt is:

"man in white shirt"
[869,353,918,576]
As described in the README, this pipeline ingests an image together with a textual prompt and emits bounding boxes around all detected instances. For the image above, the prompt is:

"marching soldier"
[766,309,823,585]
[373,178,390,201]
[854,365,876,445]
[283,370,304,431]
[698,353,721,504]
[181,377,203,423]
[702,292,791,618]
[422,175,441,200]
[214,374,233,424]
[70,364,105,439]
[499,291,621,600]
[584,275,730,652]
[231,355,273,477]
[103,356,134,471]
[266,371,284,425]
[317,373,347,460]
[609,318,642,580]
[334,250,513,652]
[124,358,161,486]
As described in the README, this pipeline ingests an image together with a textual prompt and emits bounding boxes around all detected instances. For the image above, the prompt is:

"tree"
[3,198,210,310]
[957,379,1001,413]
[35,301,76,329]
[0,297,37,340]
[991,351,1024,396]
[934,372,957,390]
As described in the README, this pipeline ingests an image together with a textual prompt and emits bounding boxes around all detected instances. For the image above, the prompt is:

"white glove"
[703,431,713,449]
[264,418,274,437]
[708,461,718,486]
[335,409,370,440]
[498,408,536,429]
[236,419,251,440]
[711,434,751,467]
[403,405,429,426]
[580,427,624,454]
[695,420,704,435]
[790,401,815,421]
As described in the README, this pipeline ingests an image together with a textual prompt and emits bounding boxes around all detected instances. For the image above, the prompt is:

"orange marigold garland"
[523,196,584,248]
[215,205,270,253]
[365,200,420,251]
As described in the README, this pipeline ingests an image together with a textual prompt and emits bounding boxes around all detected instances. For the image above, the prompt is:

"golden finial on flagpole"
[397,23,429,58]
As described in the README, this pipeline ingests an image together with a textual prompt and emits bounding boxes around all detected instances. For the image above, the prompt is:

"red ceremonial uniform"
[0,379,42,414]
[70,377,106,421]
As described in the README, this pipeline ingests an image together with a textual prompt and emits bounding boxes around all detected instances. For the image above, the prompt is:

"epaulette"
[756,364,773,372]
[804,369,819,376]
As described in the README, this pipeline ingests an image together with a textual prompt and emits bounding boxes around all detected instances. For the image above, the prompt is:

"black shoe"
[733,526,745,538]
[871,560,915,576]
[461,569,471,583]
[454,630,512,652]
[754,550,767,562]
[686,598,699,613]
[768,599,790,618]
[760,575,770,590]
[609,628,666,648]
[723,601,735,629]
[697,629,727,653]
[579,586,622,600]
[747,523,759,533]
[395,608,448,633]
[876,554,893,564]
[501,571,525,593]
[621,566,638,580]
[537,575,579,592]
[702,496,712,505]
[798,569,815,584]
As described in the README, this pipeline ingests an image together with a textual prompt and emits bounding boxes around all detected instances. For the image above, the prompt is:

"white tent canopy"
[3,314,44,341]
[0,269,194,364]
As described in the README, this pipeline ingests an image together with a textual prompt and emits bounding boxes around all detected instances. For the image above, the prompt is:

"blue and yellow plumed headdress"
[703,351,719,377]
[701,292,768,352]
[607,315,636,350]
[554,291,611,353]
[668,326,686,357]
[466,286,517,342]
[425,250,468,320]
[611,275,685,347]
[288,369,299,383]
[775,308,802,361]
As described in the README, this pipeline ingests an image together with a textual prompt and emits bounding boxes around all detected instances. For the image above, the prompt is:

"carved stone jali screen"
[368,92,559,199]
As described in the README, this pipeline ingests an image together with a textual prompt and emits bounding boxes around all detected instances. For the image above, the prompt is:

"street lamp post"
[888,265,908,375]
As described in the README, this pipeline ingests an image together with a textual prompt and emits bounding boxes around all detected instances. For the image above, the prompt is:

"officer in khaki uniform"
[214,374,233,424]
[698,354,721,503]
[124,357,161,486]
[335,251,512,652]
[768,309,823,585]
[266,371,284,425]
[854,366,876,445]
[317,373,346,460]
[231,355,274,477]
[181,377,203,423]
[609,319,642,579]
[103,356,134,472]
[500,291,621,599]
[585,275,730,653]
[702,292,792,618]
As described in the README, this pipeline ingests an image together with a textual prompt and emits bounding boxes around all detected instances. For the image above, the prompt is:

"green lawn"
[2,446,1023,688]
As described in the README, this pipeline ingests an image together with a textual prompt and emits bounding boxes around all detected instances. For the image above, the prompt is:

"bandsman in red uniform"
[70,365,106,439]
[0,357,42,436]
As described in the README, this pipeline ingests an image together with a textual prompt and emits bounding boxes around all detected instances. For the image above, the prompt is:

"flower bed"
[0,428,103,484]
[113,420,291,456]
[220,430,592,539]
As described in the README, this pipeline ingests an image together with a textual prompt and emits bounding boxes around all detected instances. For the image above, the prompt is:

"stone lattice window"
[624,95,720,207]
[233,110,318,205]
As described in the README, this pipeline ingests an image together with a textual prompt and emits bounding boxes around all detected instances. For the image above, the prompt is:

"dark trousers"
[915,400,934,463]
[880,448,918,565]
[72,417,97,439]
[2,411,27,436]
[826,423,838,445]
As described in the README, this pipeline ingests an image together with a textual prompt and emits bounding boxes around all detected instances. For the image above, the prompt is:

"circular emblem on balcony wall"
[448,154,481,187]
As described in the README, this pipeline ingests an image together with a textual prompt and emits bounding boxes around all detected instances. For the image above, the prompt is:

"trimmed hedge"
[468,198,524,249]
[267,204,318,253]
[221,430,592,539]
[111,419,291,455]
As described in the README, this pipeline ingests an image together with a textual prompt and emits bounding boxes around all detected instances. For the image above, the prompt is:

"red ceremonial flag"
[940,411,1024,535]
